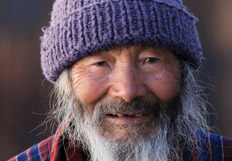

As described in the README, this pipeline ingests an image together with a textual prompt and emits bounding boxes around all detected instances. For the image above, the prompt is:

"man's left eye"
[144,57,158,63]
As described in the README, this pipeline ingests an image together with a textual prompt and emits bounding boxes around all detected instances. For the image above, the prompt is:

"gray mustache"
[93,98,163,118]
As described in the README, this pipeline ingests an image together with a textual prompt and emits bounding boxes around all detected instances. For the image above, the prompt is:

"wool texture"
[41,0,203,83]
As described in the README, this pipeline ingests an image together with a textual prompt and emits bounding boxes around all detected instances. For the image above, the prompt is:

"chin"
[99,122,157,142]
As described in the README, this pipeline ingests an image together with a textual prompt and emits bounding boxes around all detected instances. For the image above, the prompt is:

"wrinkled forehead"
[71,45,181,75]
[91,45,177,59]
[99,45,154,55]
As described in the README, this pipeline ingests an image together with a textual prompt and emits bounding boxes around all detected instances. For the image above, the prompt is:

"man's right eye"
[95,61,107,66]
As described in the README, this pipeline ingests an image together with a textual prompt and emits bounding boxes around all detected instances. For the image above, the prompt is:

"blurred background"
[0,0,232,160]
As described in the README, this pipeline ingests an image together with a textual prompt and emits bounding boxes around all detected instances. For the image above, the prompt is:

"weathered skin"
[70,45,180,139]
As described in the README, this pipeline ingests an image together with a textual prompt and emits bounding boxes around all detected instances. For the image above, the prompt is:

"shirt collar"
[50,124,84,161]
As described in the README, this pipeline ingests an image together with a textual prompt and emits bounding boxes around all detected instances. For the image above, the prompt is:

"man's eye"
[144,57,158,63]
[95,61,107,66]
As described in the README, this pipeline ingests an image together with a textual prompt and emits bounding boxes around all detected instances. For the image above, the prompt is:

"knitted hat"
[41,0,202,83]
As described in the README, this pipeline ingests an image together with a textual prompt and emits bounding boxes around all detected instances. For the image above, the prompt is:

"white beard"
[52,65,210,161]
[67,100,181,161]
[77,117,172,161]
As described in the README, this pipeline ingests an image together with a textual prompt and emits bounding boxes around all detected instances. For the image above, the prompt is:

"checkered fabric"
[9,129,232,161]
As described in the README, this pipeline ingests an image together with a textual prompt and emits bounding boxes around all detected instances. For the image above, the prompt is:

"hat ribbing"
[41,0,202,83]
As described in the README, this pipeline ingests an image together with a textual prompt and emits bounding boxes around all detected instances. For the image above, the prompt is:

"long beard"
[64,97,187,161]
[51,66,210,161]
[76,120,173,161]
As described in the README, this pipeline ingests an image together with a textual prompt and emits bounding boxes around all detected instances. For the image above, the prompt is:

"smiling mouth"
[106,113,145,118]
[105,112,153,125]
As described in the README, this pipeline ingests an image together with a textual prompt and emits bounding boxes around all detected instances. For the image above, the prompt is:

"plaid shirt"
[9,128,232,161]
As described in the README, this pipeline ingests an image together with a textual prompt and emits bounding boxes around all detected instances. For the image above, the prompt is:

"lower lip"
[105,114,153,125]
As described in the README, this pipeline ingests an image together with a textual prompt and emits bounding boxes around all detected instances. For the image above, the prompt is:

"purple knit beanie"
[41,0,202,83]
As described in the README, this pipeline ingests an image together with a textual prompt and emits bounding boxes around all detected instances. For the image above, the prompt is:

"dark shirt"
[9,127,232,161]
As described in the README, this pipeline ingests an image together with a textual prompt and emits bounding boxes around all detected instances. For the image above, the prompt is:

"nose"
[108,65,147,102]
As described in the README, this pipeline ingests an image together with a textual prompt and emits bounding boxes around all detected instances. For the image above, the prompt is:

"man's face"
[70,46,180,140]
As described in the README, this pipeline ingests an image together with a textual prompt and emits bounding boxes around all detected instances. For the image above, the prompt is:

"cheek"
[146,69,180,102]
[71,72,109,106]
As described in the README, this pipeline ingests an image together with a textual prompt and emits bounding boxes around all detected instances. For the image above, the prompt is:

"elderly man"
[9,0,232,161]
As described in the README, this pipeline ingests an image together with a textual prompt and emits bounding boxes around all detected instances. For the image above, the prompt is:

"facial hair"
[64,96,185,161]
[51,65,210,161]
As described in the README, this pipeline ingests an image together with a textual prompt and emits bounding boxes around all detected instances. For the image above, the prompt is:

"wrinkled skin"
[70,45,181,139]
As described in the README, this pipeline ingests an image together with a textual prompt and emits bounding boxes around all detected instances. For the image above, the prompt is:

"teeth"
[117,114,123,117]
[135,114,143,117]
[113,113,143,117]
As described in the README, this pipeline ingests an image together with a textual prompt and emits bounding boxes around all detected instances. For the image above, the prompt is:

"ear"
[59,70,73,95]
